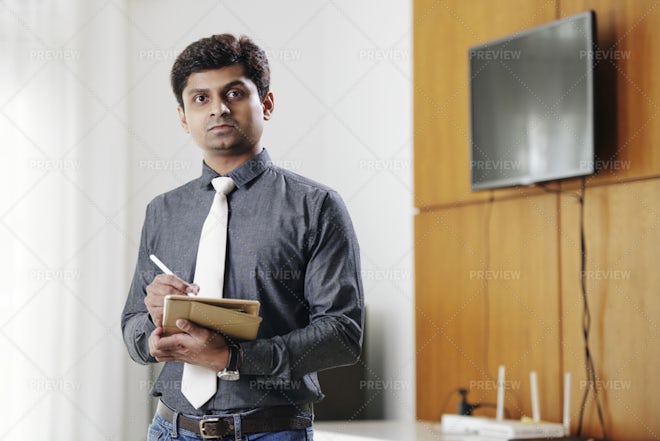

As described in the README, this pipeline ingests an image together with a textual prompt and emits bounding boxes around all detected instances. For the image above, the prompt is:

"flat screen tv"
[469,11,596,191]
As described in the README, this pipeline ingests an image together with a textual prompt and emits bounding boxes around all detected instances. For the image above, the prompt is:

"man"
[121,34,364,441]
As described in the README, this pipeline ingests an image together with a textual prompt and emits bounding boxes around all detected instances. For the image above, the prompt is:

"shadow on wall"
[594,22,619,171]
[315,309,387,420]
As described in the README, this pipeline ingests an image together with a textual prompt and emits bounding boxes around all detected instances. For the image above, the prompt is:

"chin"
[203,143,234,152]
[205,145,252,156]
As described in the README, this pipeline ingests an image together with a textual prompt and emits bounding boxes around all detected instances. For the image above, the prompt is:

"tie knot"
[212,177,235,195]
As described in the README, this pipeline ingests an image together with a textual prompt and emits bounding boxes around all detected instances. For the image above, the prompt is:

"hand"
[145,274,199,326]
[148,319,230,371]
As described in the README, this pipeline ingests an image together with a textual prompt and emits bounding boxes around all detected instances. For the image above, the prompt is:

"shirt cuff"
[238,337,291,379]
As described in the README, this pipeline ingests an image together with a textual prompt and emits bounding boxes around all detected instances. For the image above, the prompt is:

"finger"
[176,319,195,334]
[175,319,214,340]
[153,330,191,351]
[186,283,200,295]
[144,296,164,310]
[153,274,191,294]
[149,327,163,357]
[175,320,226,350]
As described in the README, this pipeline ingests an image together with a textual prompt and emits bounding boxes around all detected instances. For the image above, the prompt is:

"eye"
[193,94,208,104]
[226,89,244,101]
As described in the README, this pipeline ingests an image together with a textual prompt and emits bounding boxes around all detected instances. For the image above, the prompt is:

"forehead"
[183,64,257,93]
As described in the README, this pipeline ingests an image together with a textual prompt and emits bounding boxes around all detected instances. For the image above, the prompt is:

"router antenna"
[530,371,540,422]
[563,372,572,436]
[496,365,505,421]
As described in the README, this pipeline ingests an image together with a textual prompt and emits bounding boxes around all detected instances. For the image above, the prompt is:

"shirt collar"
[199,148,272,189]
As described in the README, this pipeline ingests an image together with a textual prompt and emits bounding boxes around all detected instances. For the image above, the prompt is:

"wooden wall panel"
[414,1,660,439]
[415,193,562,421]
[413,0,557,208]
[415,203,488,419]
[560,1,660,185]
[560,180,660,441]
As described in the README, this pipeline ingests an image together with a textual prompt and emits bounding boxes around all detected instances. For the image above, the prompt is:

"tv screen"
[469,11,596,191]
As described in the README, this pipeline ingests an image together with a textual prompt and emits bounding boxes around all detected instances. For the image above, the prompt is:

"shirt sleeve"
[238,190,365,379]
[121,203,158,365]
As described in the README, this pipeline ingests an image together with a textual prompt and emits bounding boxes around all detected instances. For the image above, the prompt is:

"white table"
[314,420,474,441]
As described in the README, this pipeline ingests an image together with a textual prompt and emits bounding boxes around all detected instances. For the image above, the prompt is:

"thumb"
[176,319,195,334]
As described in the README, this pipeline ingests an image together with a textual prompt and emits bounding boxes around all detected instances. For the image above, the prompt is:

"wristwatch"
[217,345,240,381]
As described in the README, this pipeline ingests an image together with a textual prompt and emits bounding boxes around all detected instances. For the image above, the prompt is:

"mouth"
[207,119,236,132]
[208,123,235,132]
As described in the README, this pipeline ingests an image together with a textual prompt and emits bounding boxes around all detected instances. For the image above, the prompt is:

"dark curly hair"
[170,34,270,108]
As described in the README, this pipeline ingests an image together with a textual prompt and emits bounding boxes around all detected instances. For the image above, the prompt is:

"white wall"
[126,0,415,423]
[2,1,412,439]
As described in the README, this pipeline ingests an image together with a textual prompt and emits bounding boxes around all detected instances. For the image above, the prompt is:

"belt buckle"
[199,417,234,439]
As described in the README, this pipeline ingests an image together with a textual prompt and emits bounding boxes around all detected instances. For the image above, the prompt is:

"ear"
[262,91,274,121]
[177,105,190,133]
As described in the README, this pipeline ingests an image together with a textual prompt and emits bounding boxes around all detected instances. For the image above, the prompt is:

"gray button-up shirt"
[121,149,364,416]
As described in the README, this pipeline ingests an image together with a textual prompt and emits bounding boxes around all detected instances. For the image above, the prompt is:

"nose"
[211,100,230,117]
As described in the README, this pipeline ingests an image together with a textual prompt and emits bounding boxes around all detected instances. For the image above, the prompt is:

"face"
[177,64,274,160]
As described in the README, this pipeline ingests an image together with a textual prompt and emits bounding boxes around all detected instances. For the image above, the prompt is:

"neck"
[204,147,262,175]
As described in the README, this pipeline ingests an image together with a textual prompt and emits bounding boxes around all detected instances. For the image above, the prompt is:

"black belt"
[156,401,312,439]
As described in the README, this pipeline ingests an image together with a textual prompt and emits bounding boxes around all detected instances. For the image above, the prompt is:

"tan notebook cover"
[162,295,262,341]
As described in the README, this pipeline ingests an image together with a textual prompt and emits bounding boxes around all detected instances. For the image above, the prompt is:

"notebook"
[162,294,262,341]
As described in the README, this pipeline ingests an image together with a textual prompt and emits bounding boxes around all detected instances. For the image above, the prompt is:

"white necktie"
[181,176,235,409]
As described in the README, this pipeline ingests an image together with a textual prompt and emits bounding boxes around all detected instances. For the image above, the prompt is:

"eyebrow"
[185,80,250,97]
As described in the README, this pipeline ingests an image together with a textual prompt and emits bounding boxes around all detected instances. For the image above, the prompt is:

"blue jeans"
[147,414,314,441]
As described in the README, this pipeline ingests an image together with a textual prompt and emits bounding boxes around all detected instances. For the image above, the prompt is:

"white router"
[441,367,571,439]
[477,418,565,439]
[440,413,490,435]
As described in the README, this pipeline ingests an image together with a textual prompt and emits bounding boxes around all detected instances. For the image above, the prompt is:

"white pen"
[149,254,198,295]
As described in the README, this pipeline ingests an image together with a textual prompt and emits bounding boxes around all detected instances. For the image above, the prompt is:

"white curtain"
[1,1,150,439]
